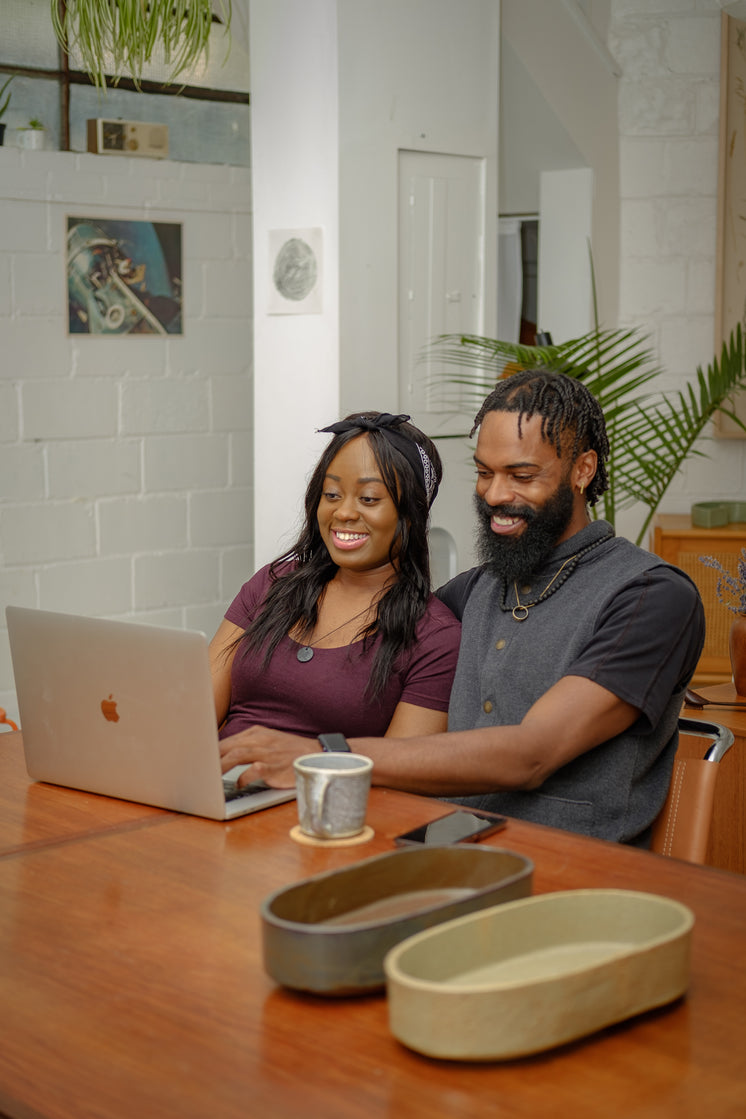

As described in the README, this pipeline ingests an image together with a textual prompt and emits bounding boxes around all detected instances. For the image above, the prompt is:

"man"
[220,371,705,846]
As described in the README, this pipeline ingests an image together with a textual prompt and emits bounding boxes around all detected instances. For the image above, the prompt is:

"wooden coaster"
[289,824,375,848]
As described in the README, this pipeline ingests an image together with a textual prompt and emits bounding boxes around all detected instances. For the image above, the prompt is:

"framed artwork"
[66,216,183,335]
[267,227,323,314]
[715,13,746,437]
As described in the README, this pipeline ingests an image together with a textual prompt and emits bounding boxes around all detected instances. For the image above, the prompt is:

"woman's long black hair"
[236,413,443,700]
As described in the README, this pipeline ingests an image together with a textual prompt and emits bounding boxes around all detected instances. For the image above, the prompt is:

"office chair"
[650,717,735,864]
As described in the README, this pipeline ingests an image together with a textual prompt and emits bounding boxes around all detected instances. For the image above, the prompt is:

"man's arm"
[356,674,638,793]
[219,674,639,792]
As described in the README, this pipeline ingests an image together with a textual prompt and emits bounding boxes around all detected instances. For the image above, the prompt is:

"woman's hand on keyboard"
[219,726,315,789]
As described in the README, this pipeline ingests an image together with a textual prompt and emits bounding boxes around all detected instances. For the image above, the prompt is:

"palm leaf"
[612,327,746,542]
[428,324,746,546]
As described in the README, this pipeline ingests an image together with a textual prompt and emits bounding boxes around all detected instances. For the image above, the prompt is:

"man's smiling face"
[472,410,589,583]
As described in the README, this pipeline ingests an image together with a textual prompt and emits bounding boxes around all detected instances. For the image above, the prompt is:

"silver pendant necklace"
[296,604,374,662]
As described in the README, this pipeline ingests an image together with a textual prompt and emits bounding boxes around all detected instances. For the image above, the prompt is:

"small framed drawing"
[67,216,183,335]
[268,227,323,314]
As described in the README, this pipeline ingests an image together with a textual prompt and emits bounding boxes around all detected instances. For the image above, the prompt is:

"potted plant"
[700,548,746,695]
[50,0,232,90]
[0,74,14,146]
[16,117,46,150]
[426,301,746,546]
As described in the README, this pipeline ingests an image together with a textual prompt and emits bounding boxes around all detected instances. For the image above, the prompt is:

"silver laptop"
[5,606,296,820]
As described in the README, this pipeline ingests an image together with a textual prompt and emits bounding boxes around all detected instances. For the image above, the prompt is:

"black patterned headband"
[318,412,439,508]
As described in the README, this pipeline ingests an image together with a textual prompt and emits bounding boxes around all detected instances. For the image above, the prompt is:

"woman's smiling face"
[316,434,401,574]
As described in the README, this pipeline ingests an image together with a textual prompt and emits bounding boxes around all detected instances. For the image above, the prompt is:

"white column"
[249,0,340,567]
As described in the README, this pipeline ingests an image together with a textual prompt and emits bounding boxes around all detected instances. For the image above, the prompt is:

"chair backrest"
[650,717,735,864]
[0,707,19,732]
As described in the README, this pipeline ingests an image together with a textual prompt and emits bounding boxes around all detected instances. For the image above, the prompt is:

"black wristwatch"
[318,733,351,753]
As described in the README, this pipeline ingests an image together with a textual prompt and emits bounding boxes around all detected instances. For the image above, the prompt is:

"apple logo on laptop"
[101,695,120,723]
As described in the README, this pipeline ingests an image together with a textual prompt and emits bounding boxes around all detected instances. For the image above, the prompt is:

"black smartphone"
[393,808,508,846]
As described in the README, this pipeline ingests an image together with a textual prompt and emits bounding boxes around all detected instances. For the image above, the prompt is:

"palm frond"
[428,324,746,546]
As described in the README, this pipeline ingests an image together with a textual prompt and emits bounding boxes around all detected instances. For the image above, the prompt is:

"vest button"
[483,700,493,713]
[495,638,506,650]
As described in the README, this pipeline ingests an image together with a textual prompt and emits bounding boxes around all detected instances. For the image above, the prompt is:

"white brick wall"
[610,0,746,543]
[0,148,252,723]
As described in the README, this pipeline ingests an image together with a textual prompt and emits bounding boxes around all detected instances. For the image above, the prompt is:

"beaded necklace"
[501,528,613,621]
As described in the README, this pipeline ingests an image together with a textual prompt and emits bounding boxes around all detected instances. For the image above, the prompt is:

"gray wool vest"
[444,520,694,846]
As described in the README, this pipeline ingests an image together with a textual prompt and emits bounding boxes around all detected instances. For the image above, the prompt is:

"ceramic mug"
[293,752,373,839]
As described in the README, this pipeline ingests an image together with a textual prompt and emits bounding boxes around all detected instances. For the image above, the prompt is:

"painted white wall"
[538,167,594,340]
[610,0,746,544]
[337,0,499,413]
[337,0,500,574]
[499,37,585,218]
[249,0,340,567]
[0,148,252,722]
[501,0,619,327]
[499,0,745,544]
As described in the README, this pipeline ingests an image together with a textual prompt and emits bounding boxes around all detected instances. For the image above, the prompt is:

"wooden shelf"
[651,514,745,685]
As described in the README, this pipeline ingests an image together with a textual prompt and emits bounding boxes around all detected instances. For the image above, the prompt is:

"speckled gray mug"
[293,753,373,839]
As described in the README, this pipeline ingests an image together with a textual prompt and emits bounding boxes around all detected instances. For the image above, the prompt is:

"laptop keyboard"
[223,777,272,802]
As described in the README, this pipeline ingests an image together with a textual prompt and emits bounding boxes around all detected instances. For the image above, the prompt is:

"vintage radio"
[86,118,169,159]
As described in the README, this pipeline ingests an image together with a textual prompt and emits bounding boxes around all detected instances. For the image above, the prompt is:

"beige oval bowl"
[261,845,533,995]
[384,888,694,1060]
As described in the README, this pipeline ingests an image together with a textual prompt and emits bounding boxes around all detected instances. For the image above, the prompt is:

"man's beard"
[473,480,576,585]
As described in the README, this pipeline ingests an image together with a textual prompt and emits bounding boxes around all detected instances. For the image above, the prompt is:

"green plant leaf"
[427,323,746,546]
[0,73,14,119]
[50,0,232,91]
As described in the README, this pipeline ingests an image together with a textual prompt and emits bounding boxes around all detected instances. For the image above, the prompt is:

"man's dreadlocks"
[471,369,610,506]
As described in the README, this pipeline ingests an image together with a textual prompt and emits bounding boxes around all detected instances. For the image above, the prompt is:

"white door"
[398,150,487,420]
[398,150,490,577]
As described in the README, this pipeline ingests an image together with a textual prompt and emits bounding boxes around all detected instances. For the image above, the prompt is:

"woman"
[210,412,460,756]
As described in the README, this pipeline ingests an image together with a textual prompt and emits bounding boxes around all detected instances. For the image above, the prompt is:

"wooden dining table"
[1,729,745,1119]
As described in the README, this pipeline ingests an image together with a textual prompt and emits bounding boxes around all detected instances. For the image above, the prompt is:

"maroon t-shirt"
[219,564,461,740]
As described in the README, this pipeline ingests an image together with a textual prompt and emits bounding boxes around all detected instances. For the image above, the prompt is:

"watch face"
[320,734,350,752]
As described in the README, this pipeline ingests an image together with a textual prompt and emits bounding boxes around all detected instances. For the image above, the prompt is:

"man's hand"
[219,726,315,788]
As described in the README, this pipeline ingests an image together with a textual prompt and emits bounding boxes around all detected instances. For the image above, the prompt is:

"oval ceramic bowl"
[261,845,533,995]
[385,888,694,1060]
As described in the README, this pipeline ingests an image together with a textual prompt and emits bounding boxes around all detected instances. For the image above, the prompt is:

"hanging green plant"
[0,73,14,121]
[51,0,232,91]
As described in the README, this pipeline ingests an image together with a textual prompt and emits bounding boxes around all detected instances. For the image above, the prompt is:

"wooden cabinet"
[651,514,746,686]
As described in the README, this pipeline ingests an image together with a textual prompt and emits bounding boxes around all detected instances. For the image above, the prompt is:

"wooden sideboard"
[681,683,746,875]
[651,513,746,686]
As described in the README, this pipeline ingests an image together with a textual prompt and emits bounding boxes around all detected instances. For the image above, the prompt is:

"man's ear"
[573,450,597,495]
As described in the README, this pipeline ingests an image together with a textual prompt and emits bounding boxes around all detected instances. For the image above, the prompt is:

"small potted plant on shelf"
[700,547,746,695]
[16,118,46,150]
[0,74,14,146]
